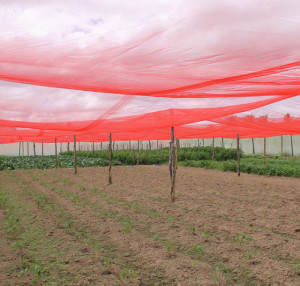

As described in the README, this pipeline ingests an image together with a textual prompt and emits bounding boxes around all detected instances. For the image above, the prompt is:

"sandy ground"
[0,165,299,285]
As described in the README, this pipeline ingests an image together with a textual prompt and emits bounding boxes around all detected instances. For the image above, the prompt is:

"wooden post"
[157,140,159,149]
[129,141,131,150]
[137,141,140,165]
[169,127,176,202]
[41,140,44,158]
[212,137,215,160]
[33,141,36,157]
[290,135,294,156]
[92,142,95,154]
[55,138,58,169]
[108,133,112,184]
[280,135,283,157]
[27,142,29,156]
[149,140,151,151]
[237,134,240,177]
[176,138,179,169]
[74,135,77,174]
[202,138,204,147]
[252,138,255,154]
[264,137,266,165]
[222,137,224,148]
[198,139,200,147]
[67,142,70,152]
[22,142,24,156]
[18,142,21,156]
[60,142,62,153]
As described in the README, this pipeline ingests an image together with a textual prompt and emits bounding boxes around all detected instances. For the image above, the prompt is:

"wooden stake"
[42,140,44,158]
[280,135,283,157]
[22,142,24,156]
[67,142,70,152]
[169,127,176,202]
[148,140,151,151]
[198,138,200,147]
[92,142,95,154]
[237,134,240,176]
[202,138,204,147]
[137,141,140,165]
[222,137,224,148]
[264,137,266,165]
[157,140,159,149]
[19,142,21,156]
[108,133,112,184]
[212,137,215,160]
[252,138,255,154]
[60,142,62,153]
[55,138,58,169]
[74,135,77,174]
[27,142,29,156]
[33,141,36,157]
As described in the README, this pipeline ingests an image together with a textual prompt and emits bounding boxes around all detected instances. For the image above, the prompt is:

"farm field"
[0,166,299,286]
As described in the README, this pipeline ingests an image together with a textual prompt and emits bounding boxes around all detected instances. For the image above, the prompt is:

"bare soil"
[0,165,299,285]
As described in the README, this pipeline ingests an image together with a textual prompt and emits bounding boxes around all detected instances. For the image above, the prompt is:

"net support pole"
[157,140,159,149]
[18,142,21,156]
[149,140,151,151]
[212,137,215,160]
[280,135,283,157]
[252,138,255,154]
[137,141,140,165]
[290,135,294,156]
[67,142,70,152]
[237,134,240,177]
[198,139,200,147]
[264,137,266,165]
[108,133,112,185]
[74,135,77,174]
[55,138,58,169]
[169,127,176,202]
[33,141,36,157]
[22,142,24,156]
[27,142,29,156]
[222,137,224,148]
[92,142,95,154]
[42,140,44,158]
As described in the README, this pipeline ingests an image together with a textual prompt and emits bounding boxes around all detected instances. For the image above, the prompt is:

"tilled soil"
[0,165,299,285]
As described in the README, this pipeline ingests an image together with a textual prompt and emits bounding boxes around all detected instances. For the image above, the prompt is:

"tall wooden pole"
[252,138,255,154]
[280,135,283,157]
[60,142,62,153]
[237,134,240,177]
[169,127,176,202]
[148,140,151,151]
[157,140,159,149]
[198,138,200,147]
[22,142,24,156]
[108,133,112,184]
[264,137,266,165]
[212,137,215,160]
[290,135,294,156]
[41,140,44,158]
[74,135,77,174]
[18,142,21,156]
[202,138,204,147]
[27,142,29,156]
[92,142,95,154]
[137,141,140,165]
[222,137,224,148]
[33,141,36,157]
[67,142,70,152]
[55,138,58,169]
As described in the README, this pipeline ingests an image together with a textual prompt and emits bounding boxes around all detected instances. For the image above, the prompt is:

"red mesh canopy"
[1,0,300,143]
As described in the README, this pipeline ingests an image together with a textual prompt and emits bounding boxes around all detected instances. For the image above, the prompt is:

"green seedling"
[152,233,161,241]
[234,233,253,243]
[245,251,253,260]
[120,268,138,281]
[200,230,211,238]
[164,239,176,253]
[91,188,98,194]
[131,202,142,211]
[147,210,160,218]
[193,245,204,257]
[102,257,112,271]
[292,261,300,274]
[79,185,86,191]
[167,215,176,223]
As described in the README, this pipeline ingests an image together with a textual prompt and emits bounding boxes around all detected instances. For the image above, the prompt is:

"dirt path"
[0,166,299,285]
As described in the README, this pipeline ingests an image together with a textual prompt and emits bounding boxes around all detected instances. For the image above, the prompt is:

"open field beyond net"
[0,166,299,286]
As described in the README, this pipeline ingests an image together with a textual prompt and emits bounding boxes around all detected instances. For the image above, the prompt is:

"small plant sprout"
[200,230,211,238]
[234,233,253,243]
[152,233,161,241]
[120,268,138,281]
[193,245,204,257]
[245,251,253,260]
[167,215,176,223]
